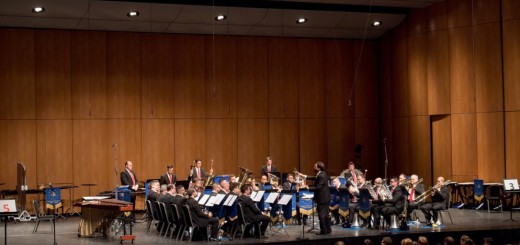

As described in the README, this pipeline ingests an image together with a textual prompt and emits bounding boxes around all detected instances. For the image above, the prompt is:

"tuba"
[204,160,215,186]
[238,166,254,188]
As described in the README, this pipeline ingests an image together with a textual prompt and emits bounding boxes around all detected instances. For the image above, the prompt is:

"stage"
[1,209,520,245]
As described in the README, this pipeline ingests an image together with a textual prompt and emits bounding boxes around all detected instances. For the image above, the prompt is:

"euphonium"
[380,179,393,200]
[363,180,379,200]
[238,166,254,188]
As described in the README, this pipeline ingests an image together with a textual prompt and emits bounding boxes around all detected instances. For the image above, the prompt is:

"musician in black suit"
[343,161,363,186]
[420,176,450,227]
[158,184,176,233]
[159,164,177,186]
[260,156,278,177]
[147,180,161,202]
[238,184,270,238]
[299,162,332,235]
[406,174,425,219]
[381,177,405,225]
[171,185,188,236]
[120,161,139,191]
[189,159,213,182]
[186,188,219,240]
[282,174,297,191]
[330,177,347,225]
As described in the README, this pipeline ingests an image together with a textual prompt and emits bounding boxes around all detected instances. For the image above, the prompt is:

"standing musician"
[406,174,425,219]
[238,184,270,238]
[343,161,363,186]
[261,156,278,177]
[298,162,332,235]
[420,176,450,227]
[381,177,405,225]
[159,164,176,186]
[186,188,220,241]
[121,160,139,191]
[190,159,213,182]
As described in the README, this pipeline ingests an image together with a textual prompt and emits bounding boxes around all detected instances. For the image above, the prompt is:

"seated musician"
[211,183,222,194]
[158,184,176,233]
[238,184,270,238]
[218,179,230,194]
[159,184,168,198]
[256,175,269,190]
[147,180,161,202]
[186,188,220,241]
[371,177,387,229]
[406,174,425,219]
[420,176,449,227]
[283,174,297,191]
[171,185,187,237]
[331,177,346,225]
[189,178,203,192]
[229,174,238,183]
[381,177,405,225]
[159,164,176,186]
[355,175,372,228]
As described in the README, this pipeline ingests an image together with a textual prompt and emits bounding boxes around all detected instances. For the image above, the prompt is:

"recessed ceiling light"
[215,14,227,21]
[372,20,382,27]
[297,18,307,24]
[32,7,45,13]
[127,11,139,18]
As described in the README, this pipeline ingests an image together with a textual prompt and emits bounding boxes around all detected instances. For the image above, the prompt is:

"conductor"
[299,162,332,235]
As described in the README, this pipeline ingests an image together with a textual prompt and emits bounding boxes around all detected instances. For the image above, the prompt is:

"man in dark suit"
[159,184,176,205]
[381,177,405,225]
[299,162,332,235]
[120,161,139,191]
[238,184,270,238]
[189,159,213,182]
[186,188,219,240]
[406,174,425,219]
[147,180,161,203]
[421,176,450,227]
[159,164,177,186]
[171,185,187,237]
[343,161,363,186]
[282,173,296,191]
[260,156,278,177]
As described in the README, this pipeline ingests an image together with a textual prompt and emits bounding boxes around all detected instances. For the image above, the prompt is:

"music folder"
[198,194,210,205]
[251,190,265,202]
[265,192,279,203]
[224,194,237,206]
[278,194,292,205]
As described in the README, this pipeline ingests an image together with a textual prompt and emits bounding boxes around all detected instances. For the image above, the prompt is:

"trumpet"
[413,180,452,204]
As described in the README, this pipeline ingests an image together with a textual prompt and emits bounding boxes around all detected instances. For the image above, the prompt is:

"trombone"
[413,180,452,204]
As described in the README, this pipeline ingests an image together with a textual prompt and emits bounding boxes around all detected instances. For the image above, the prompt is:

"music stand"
[299,191,316,235]
[272,192,293,236]
[502,178,520,222]
[45,187,60,245]
[0,199,18,245]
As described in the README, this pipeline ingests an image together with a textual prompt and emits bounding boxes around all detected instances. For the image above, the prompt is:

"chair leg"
[487,200,491,213]
[446,211,453,224]
[240,224,245,239]
[33,219,39,233]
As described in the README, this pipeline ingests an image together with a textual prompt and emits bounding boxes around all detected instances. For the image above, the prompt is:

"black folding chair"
[32,200,55,233]
[171,204,184,240]
[182,205,211,241]
[233,203,261,239]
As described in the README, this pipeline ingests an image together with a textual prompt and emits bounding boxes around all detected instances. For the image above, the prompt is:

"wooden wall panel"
[237,37,269,118]
[407,34,428,116]
[408,116,432,185]
[173,35,206,118]
[174,119,206,180]
[477,112,504,182]
[206,36,237,118]
[451,114,477,182]
[448,0,473,28]
[141,34,175,118]
[269,119,299,174]
[299,119,327,174]
[391,117,410,176]
[427,1,448,31]
[325,39,353,119]
[379,37,393,119]
[107,119,142,180]
[327,118,354,176]
[407,8,427,34]
[206,119,237,175]
[391,33,409,116]
[427,30,450,115]
[268,38,299,118]
[450,27,476,114]
[237,119,268,177]
[0,120,37,190]
[36,120,72,185]
[298,39,325,118]
[35,30,71,119]
[354,118,380,177]
[504,20,520,111]
[475,23,503,113]
[503,0,520,21]
[141,119,175,181]
[107,32,141,118]
[72,120,108,198]
[432,115,452,185]
[71,31,107,119]
[353,41,379,118]
[505,112,520,179]
[474,0,500,24]
[0,29,35,119]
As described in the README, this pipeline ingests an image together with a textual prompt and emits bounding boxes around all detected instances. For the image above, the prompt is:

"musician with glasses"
[381,177,405,225]
[420,176,449,227]
[238,184,270,238]
[186,188,219,241]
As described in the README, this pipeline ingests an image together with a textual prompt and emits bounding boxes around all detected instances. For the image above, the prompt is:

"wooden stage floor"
[2,208,520,245]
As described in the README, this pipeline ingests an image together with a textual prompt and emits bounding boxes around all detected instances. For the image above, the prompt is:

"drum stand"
[64,185,81,216]
[270,204,289,236]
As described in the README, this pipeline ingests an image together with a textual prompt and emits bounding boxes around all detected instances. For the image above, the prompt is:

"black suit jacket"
[120,169,138,189]
[159,193,175,206]
[343,169,363,186]
[432,186,450,209]
[148,191,160,203]
[189,167,207,181]
[237,195,263,223]
[282,182,296,191]
[260,165,278,177]
[385,185,405,212]
[186,197,210,227]
[159,173,177,186]
[307,171,331,204]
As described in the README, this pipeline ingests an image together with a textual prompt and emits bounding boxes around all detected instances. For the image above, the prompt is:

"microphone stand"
[383,138,389,180]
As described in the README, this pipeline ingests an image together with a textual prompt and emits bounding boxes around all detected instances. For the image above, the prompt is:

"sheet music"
[195,192,201,201]
[205,195,217,207]
[278,194,293,205]
[198,194,210,205]
[224,195,237,206]
[301,193,314,199]
[214,193,226,205]
[265,192,279,203]
[252,190,265,202]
